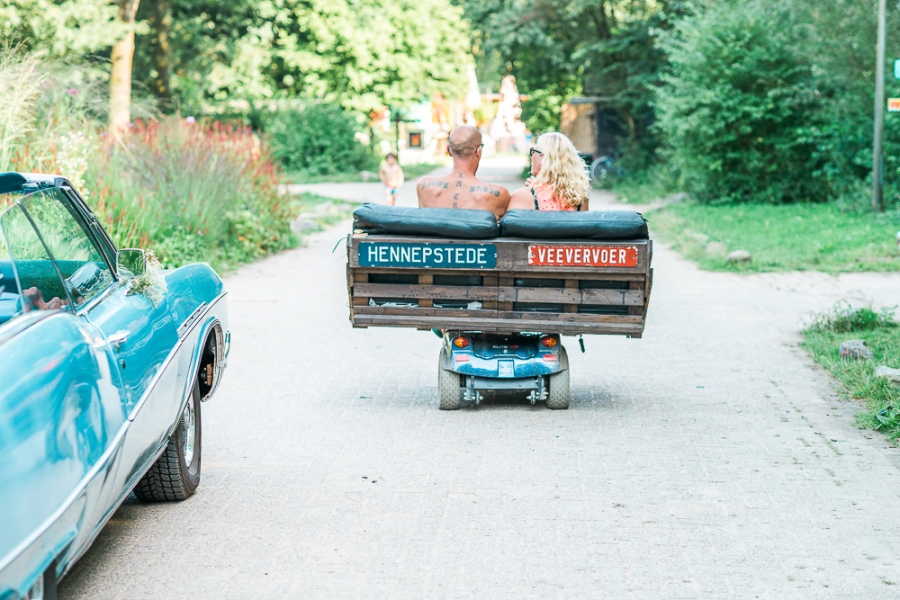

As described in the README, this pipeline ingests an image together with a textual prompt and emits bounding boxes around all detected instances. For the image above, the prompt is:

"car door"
[16,189,182,499]
[0,200,127,589]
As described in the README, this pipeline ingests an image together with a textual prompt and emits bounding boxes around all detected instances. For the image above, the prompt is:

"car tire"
[133,379,202,501]
[438,348,461,410]
[546,347,570,410]
[590,158,610,181]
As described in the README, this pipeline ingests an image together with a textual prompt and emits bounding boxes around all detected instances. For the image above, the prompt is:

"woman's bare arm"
[507,187,536,210]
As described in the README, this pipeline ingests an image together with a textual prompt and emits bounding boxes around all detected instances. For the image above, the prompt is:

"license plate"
[359,242,497,269]
[527,245,638,267]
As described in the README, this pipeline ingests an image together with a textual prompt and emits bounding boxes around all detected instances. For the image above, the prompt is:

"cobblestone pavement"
[61,160,900,599]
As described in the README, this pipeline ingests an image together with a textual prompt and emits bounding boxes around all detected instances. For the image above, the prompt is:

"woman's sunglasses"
[529,147,543,157]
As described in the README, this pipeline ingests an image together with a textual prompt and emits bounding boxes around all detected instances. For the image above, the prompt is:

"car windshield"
[0,186,114,326]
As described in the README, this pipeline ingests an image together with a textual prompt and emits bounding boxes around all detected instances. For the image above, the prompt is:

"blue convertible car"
[0,172,230,599]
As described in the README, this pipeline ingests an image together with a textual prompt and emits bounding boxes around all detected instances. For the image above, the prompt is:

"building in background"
[559,96,624,160]
[375,68,529,164]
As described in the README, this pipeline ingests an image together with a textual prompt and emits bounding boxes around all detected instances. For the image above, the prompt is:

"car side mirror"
[117,248,147,278]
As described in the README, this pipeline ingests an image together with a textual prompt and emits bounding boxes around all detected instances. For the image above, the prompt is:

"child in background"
[379,153,404,206]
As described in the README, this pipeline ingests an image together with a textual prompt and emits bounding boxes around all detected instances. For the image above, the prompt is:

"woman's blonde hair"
[532,132,590,207]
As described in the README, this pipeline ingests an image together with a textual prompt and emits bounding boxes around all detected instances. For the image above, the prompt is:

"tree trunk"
[109,0,141,134]
[151,0,173,111]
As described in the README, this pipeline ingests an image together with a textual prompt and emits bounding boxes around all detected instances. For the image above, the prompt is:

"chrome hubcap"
[182,401,196,467]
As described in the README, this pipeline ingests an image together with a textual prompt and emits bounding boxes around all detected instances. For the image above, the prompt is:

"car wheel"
[133,379,202,501]
[438,348,461,410]
[590,158,610,181]
[546,347,570,410]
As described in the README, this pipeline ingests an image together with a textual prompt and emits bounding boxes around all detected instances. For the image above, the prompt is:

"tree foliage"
[131,0,471,115]
[0,0,127,56]
[459,0,682,156]
[654,1,827,204]
[266,104,374,175]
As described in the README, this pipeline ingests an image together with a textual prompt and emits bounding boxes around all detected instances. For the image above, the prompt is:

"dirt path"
[61,160,900,599]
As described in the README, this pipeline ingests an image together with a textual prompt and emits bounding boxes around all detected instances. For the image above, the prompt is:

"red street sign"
[889,98,900,112]
[527,245,639,267]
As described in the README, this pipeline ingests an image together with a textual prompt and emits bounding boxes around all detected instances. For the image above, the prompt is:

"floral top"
[530,184,578,211]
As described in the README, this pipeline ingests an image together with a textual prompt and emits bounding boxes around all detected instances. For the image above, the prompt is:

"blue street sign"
[359,242,497,269]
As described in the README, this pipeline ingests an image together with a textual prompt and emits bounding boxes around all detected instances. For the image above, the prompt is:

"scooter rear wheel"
[546,347,570,410]
[438,348,462,410]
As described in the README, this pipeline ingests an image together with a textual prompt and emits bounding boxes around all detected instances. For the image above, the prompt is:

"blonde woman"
[508,131,590,211]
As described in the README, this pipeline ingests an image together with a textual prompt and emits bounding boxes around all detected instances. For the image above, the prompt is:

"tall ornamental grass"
[3,49,297,271]
[0,51,44,172]
[88,118,297,269]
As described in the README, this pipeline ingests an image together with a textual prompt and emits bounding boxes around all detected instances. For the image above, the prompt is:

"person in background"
[379,153,404,206]
[508,131,590,212]
[417,125,511,219]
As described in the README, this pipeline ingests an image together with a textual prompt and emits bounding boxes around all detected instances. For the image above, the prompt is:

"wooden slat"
[353,283,498,301]
[497,275,515,311]
[628,280,644,315]
[564,280,578,313]
[355,306,498,319]
[353,283,643,306]
[353,314,644,336]
[496,311,641,324]
[417,274,433,307]
[351,266,645,282]
[353,305,643,324]
[349,267,491,278]
[498,286,643,306]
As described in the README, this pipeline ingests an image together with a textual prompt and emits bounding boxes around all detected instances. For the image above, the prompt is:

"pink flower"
[67,88,78,95]
[186,116,196,124]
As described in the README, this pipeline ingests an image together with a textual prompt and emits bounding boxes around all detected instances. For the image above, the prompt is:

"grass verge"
[801,305,900,442]
[283,162,442,184]
[647,202,900,273]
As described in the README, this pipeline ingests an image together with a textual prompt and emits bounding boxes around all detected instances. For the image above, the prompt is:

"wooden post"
[873,0,887,212]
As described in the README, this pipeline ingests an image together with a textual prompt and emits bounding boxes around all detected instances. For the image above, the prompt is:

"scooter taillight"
[453,337,470,348]
[540,336,558,348]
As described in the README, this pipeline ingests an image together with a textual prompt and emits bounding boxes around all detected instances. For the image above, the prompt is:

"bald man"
[417,125,511,219]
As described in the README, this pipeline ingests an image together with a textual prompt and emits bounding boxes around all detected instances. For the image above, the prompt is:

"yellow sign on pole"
[889,98,900,112]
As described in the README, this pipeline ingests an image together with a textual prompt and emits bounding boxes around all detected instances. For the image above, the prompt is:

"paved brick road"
[61,161,900,599]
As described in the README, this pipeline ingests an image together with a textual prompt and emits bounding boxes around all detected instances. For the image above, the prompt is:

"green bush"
[655,1,827,204]
[266,104,374,176]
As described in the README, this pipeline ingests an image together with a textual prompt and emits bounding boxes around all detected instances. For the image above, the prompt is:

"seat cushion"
[353,204,499,239]
[499,210,649,240]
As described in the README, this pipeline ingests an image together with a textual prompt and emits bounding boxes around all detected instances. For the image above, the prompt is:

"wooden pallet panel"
[346,234,652,336]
